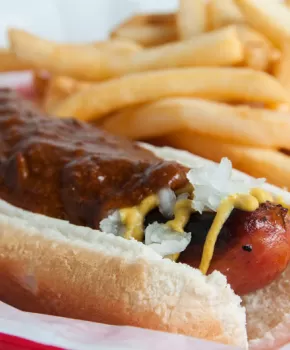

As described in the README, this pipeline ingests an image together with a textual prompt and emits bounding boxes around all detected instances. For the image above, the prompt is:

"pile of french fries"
[3,0,290,189]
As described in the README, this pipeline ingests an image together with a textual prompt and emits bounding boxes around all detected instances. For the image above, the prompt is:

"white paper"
[0,302,238,350]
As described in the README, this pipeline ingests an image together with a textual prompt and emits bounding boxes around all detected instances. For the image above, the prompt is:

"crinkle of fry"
[102,97,290,149]
[164,131,290,190]
[52,68,290,121]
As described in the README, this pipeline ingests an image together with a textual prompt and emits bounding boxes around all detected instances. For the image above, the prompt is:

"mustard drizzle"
[120,195,159,241]
[119,187,286,275]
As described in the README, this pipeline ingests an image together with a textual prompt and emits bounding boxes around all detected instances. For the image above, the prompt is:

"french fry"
[112,13,176,29]
[110,13,177,47]
[234,0,290,49]
[44,76,90,112]
[110,25,177,47]
[91,38,142,54]
[207,0,244,30]
[114,26,243,75]
[164,131,290,190]
[273,40,290,96]
[102,97,290,149]
[9,27,243,80]
[243,43,270,71]
[286,0,290,8]
[0,48,31,72]
[33,70,51,108]
[53,68,289,121]
[235,25,278,71]
[177,0,207,39]
[8,29,142,81]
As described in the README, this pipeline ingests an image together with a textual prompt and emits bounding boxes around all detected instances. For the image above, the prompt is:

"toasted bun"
[1,143,290,349]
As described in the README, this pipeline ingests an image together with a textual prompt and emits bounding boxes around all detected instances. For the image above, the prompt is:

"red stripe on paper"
[0,333,65,350]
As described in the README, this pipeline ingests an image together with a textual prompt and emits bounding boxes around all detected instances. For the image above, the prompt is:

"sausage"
[179,202,290,295]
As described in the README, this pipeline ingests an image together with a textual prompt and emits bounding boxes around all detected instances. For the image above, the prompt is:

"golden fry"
[114,26,243,76]
[33,70,51,108]
[0,48,31,72]
[44,76,90,113]
[9,27,243,80]
[102,97,290,149]
[234,0,290,49]
[8,29,141,81]
[207,0,244,30]
[273,40,290,96]
[91,38,142,54]
[112,13,176,29]
[110,13,177,47]
[53,68,289,121]
[236,25,278,71]
[165,131,290,190]
[177,0,207,39]
[110,25,177,47]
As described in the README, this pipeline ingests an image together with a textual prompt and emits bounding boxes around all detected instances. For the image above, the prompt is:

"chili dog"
[1,89,290,349]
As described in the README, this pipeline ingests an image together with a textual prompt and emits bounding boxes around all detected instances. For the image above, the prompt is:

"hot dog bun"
[0,195,247,347]
[144,143,290,350]
[1,143,290,349]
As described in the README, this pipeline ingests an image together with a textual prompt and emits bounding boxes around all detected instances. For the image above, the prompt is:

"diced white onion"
[177,193,189,201]
[158,188,176,218]
[145,222,191,257]
[99,211,125,236]
[100,157,266,258]
[187,157,265,213]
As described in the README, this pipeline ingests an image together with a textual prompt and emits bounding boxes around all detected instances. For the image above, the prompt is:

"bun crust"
[0,201,247,347]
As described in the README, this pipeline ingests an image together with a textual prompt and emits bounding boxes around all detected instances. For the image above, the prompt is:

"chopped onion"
[158,188,176,218]
[99,211,125,236]
[145,222,191,257]
[187,157,265,213]
[177,193,189,201]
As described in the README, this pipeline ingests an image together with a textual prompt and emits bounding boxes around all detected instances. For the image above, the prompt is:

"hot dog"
[1,89,290,349]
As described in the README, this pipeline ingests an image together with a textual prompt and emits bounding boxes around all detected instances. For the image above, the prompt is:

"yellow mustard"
[119,186,285,275]
[250,188,273,204]
[165,198,193,262]
[275,195,290,210]
[120,195,159,241]
[167,198,192,233]
[199,188,278,274]
[199,193,260,274]
[120,188,193,241]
